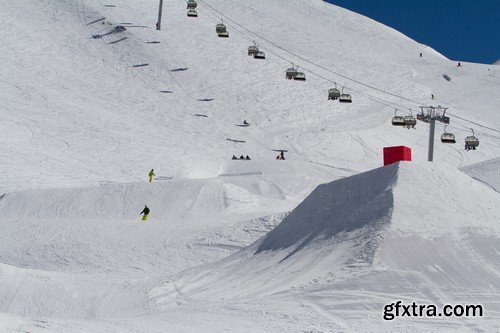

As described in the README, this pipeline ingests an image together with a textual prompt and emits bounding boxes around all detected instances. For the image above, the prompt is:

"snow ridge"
[256,162,397,256]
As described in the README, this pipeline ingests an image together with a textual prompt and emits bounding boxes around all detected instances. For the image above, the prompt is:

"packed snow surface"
[461,157,500,192]
[1,0,499,331]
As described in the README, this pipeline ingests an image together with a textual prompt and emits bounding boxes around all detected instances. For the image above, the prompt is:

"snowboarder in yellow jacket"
[148,169,155,182]
[140,205,150,221]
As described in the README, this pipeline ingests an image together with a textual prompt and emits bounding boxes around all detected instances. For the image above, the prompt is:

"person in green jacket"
[148,169,155,182]
[140,205,150,221]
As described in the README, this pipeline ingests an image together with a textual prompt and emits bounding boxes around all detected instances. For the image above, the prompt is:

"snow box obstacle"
[383,146,412,166]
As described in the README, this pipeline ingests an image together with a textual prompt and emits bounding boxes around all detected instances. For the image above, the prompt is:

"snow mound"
[0,177,294,274]
[256,162,396,255]
[0,178,287,221]
[165,162,500,308]
[461,157,500,192]
[258,160,499,257]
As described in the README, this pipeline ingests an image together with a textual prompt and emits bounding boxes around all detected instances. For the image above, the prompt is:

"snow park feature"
[383,146,412,166]
[0,0,499,332]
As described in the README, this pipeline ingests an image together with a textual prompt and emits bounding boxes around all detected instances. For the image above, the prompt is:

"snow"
[0,0,499,331]
[461,157,500,192]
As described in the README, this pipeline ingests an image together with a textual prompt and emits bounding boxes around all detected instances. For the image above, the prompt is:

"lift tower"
[417,106,449,161]
[156,0,164,30]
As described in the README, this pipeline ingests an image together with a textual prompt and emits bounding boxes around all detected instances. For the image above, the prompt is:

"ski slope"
[0,0,499,331]
[461,157,500,192]
[1,0,499,191]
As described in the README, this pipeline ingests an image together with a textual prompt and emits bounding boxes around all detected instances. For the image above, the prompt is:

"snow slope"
[160,162,500,331]
[461,157,500,192]
[1,0,499,191]
[1,0,499,331]
[0,175,295,327]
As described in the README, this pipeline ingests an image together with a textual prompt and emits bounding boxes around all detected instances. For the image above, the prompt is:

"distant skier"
[245,155,251,160]
[243,120,248,125]
[419,52,422,58]
[148,169,155,182]
[239,155,245,160]
[232,155,237,160]
[279,150,285,160]
[457,62,462,67]
[140,205,150,221]
[431,94,435,100]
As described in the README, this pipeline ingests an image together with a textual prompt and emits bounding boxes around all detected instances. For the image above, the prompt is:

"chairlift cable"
[199,1,412,111]
[199,0,426,106]
[200,0,500,135]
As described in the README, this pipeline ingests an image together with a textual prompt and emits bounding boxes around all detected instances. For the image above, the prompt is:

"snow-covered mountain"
[1,0,499,331]
[2,0,499,191]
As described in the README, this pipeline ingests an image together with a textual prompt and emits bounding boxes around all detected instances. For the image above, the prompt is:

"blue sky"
[325,0,500,64]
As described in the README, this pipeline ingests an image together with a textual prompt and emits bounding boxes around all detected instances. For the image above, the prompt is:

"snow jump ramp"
[167,161,500,329]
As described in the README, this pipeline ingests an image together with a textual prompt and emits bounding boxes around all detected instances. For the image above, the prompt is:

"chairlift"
[404,111,417,129]
[216,19,229,37]
[290,66,305,81]
[338,88,352,103]
[248,41,259,56]
[465,128,479,151]
[286,63,298,79]
[440,126,456,143]
[293,71,306,81]
[253,51,266,59]
[187,9,198,17]
[391,110,405,126]
[339,94,352,103]
[328,84,341,100]
[187,0,197,9]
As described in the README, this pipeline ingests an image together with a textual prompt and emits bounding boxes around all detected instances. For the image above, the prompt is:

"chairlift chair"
[218,30,229,38]
[248,42,259,56]
[286,65,298,80]
[465,128,479,150]
[216,20,228,37]
[328,86,341,100]
[440,126,456,143]
[392,116,405,126]
[293,71,306,81]
[404,115,417,129]
[392,110,406,126]
[187,0,197,9]
[253,51,266,59]
[187,9,198,17]
[248,45,259,55]
[339,94,352,103]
